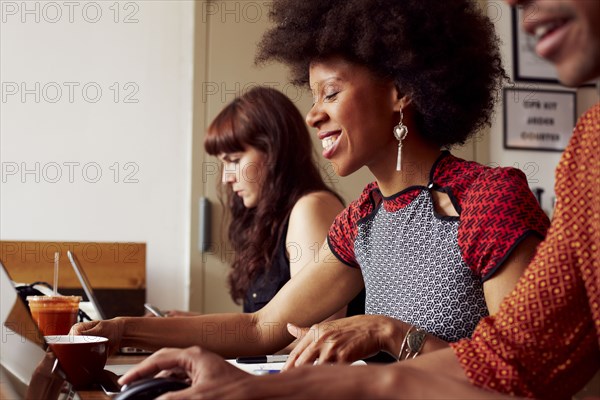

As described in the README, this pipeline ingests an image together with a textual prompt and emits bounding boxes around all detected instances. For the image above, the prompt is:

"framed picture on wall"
[512,7,561,83]
[503,87,576,152]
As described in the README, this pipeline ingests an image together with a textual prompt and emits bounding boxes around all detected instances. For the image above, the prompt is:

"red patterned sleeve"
[327,183,378,268]
[451,104,600,398]
[458,167,550,280]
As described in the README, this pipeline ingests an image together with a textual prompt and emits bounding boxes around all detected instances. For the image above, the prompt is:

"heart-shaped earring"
[393,111,408,171]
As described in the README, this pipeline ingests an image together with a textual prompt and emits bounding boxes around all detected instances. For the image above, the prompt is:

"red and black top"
[328,152,550,342]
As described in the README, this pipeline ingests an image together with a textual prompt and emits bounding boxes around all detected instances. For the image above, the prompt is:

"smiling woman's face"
[219,146,266,209]
[305,57,400,177]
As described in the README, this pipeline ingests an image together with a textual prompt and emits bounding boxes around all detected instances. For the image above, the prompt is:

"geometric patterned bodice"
[356,189,487,342]
[328,152,550,342]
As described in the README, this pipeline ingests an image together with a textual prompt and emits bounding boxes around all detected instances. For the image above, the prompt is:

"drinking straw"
[53,252,59,296]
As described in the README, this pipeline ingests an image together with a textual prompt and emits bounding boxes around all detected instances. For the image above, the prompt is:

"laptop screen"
[67,250,106,320]
[0,262,79,399]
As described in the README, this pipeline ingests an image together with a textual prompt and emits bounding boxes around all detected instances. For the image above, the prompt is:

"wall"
[486,0,599,216]
[0,0,195,310]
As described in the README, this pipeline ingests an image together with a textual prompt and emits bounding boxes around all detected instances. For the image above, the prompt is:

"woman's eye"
[324,92,339,101]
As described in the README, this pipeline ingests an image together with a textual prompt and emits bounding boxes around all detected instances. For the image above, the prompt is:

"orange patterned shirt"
[451,103,600,399]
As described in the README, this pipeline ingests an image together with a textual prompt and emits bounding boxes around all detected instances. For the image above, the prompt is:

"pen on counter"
[144,303,166,317]
[236,355,289,364]
[253,369,281,375]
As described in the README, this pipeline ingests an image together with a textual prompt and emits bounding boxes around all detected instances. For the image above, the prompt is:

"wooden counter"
[0,241,146,317]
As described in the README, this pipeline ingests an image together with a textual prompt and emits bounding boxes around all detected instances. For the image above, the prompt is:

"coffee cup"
[27,295,81,336]
[45,335,109,389]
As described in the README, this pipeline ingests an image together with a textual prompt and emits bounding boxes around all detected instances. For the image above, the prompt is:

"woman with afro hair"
[74,0,549,368]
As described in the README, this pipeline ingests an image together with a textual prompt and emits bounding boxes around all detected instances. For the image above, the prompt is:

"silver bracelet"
[397,326,427,361]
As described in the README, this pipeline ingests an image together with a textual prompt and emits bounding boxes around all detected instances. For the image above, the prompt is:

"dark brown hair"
[256,0,507,147]
[205,86,338,303]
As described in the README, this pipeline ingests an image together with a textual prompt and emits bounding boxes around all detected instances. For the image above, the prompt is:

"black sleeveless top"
[243,219,292,313]
[243,218,365,315]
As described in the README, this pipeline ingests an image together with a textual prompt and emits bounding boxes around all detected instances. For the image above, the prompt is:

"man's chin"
[556,59,600,87]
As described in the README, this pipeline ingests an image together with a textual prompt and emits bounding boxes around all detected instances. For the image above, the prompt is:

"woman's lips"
[321,135,339,150]
[320,132,341,159]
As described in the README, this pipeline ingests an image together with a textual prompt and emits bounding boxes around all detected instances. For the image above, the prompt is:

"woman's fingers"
[283,324,314,370]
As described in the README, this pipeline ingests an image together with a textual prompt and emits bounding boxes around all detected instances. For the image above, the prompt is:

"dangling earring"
[393,111,408,171]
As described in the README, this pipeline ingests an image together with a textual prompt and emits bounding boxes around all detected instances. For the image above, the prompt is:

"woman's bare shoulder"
[290,191,345,218]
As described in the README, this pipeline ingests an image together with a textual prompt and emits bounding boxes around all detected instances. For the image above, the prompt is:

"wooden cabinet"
[0,241,146,318]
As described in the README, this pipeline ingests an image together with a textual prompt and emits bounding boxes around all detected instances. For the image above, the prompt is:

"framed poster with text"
[503,88,576,152]
[512,7,560,83]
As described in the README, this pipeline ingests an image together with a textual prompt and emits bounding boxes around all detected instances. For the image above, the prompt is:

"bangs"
[204,102,250,155]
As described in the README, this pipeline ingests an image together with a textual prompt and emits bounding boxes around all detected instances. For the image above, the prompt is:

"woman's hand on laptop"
[70,318,126,355]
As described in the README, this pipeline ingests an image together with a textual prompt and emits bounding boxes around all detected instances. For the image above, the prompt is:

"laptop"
[64,254,287,374]
[66,251,151,355]
[0,260,80,399]
[66,250,106,320]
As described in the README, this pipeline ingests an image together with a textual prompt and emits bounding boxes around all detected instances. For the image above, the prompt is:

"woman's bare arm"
[287,190,347,321]
[72,244,364,358]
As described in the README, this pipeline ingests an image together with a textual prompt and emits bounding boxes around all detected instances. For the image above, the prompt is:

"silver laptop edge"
[67,250,107,320]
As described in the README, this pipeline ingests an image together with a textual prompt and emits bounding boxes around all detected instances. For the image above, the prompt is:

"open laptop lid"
[0,260,79,399]
[66,251,152,356]
[66,250,106,320]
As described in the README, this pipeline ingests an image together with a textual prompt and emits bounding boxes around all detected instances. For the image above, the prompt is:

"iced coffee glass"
[27,296,81,336]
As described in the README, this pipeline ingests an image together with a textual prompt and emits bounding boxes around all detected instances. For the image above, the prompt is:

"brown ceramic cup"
[44,335,109,389]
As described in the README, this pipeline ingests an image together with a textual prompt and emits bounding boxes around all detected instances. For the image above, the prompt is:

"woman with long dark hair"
[202,86,346,314]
